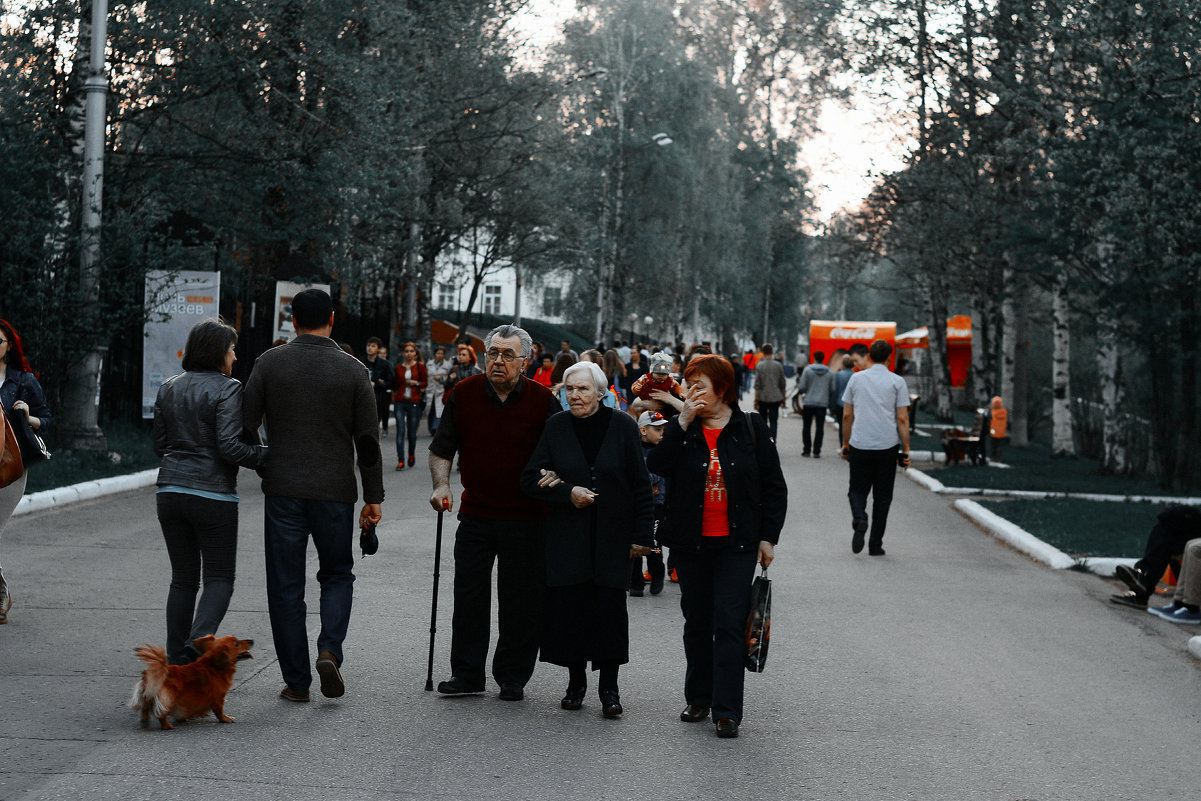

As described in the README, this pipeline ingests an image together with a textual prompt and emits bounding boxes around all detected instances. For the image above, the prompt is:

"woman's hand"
[758,541,775,568]
[677,383,707,430]
[537,468,563,488]
[629,544,658,558]
[569,486,597,508]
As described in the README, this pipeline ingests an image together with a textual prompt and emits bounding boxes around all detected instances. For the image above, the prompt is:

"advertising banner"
[142,270,221,418]
[273,281,331,344]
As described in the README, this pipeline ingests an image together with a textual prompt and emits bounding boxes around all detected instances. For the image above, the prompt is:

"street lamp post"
[63,0,110,450]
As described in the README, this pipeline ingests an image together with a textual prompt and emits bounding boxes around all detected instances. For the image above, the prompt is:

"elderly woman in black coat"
[521,361,654,718]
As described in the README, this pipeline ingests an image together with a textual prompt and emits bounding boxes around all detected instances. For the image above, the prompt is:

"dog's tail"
[129,644,172,713]
[133,643,168,669]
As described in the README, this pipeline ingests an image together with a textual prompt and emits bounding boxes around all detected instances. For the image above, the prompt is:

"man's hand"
[898,451,911,469]
[570,486,597,508]
[430,485,453,513]
[359,503,382,529]
[629,544,658,558]
[538,468,563,488]
[758,541,775,568]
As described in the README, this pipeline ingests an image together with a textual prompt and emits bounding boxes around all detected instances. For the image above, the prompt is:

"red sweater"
[451,375,554,521]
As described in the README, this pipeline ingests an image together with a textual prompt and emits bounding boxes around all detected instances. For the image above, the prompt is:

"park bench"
[941,409,986,465]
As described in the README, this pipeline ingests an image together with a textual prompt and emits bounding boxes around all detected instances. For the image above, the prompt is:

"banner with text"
[142,270,221,418]
[273,281,331,344]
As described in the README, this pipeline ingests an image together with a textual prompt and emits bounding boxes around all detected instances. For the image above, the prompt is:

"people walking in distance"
[393,342,428,471]
[520,362,655,717]
[428,324,560,702]
[832,354,855,449]
[1110,505,1201,609]
[647,355,787,739]
[361,337,393,435]
[152,319,266,664]
[443,344,482,403]
[558,339,579,362]
[629,411,670,596]
[840,339,910,557]
[797,351,837,458]
[0,319,52,625]
[753,343,786,439]
[426,345,453,435]
[243,288,384,702]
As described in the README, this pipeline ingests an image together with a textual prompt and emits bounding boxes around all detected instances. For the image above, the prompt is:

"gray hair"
[484,324,533,359]
[562,362,609,394]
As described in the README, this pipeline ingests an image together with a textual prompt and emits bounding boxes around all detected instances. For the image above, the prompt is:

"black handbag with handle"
[745,565,772,673]
[6,407,49,467]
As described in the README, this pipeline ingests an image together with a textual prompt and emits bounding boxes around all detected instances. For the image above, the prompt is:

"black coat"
[521,409,654,589]
[646,408,787,553]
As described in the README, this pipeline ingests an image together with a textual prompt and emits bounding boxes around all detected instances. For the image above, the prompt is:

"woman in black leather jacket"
[646,354,786,739]
[152,319,266,664]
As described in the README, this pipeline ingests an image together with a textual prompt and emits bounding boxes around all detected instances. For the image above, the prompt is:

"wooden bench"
[941,409,986,465]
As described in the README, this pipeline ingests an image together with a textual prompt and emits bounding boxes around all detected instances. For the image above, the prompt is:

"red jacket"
[394,361,428,403]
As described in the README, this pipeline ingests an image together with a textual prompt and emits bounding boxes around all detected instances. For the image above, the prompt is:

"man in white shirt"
[840,340,910,556]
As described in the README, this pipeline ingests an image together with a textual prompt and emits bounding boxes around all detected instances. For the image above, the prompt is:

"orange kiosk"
[896,314,972,388]
[808,321,897,370]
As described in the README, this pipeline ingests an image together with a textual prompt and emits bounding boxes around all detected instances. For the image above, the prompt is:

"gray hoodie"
[797,363,836,407]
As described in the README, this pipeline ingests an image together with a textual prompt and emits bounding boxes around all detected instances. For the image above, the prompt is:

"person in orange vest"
[988,396,1007,460]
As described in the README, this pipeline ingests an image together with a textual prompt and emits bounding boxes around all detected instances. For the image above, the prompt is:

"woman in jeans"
[646,354,786,739]
[153,319,266,663]
[0,319,53,624]
[393,342,428,470]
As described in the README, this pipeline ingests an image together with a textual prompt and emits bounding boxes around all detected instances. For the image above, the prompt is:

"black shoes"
[680,705,710,723]
[649,574,665,595]
[869,544,886,556]
[629,586,644,597]
[561,684,586,711]
[599,689,623,718]
[1110,589,1149,609]
[437,676,485,695]
[498,682,524,701]
[315,650,345,698]
[1116,564,1153,595]
[715,718,740,738]
[852,518,868,554]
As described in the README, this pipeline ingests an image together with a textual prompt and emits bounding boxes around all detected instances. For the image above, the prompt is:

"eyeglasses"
[485,349,522,363]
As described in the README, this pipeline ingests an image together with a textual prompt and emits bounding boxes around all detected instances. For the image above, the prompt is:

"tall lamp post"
[594,131,672,345]
[63,0,110,450]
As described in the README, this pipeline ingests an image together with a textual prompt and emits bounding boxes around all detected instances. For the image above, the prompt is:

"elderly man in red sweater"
[428,324,561,701]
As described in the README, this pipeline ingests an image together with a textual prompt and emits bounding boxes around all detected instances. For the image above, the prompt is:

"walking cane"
[425,500,450,690]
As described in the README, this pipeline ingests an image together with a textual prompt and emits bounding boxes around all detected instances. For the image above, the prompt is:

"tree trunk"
[1172,287,1197,489]
[1000,268,1029,447]
[1050,271,1075,456]
[969,291,996,408]
[923,274,953,420]
[1096,307,1129,473]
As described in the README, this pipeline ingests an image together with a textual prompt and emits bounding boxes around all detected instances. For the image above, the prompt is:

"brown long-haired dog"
[129,635,254,729]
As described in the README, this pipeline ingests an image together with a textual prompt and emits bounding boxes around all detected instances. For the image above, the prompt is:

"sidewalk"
[2,416,1200,800]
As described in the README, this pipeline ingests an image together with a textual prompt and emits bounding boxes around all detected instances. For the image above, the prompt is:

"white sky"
[512,1,908,223]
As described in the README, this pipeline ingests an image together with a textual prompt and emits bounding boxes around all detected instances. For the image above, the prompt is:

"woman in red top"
[393,342,428,469]
[532,352,555,387]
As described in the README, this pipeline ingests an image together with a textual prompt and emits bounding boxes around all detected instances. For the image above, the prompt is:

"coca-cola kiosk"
[807,320,898,371]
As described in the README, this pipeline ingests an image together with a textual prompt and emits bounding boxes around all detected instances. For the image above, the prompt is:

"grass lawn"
[24,419,158,494]
[977,498,1157,558]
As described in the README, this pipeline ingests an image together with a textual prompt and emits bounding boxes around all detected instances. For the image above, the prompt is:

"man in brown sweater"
[428,324,559,701]
[243,288,384,702]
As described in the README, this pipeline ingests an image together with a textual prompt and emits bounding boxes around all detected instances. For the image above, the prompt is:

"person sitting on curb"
[1146,537,1201,625]
[1110,504,1201,608]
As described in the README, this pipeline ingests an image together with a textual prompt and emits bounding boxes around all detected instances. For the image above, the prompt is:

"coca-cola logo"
[947,327,971,339]
[829,327,876,339]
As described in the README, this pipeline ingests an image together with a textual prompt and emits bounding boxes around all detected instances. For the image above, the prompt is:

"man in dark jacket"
[428,324,561,701]
[243,289,384,702]
[361,336,393,433]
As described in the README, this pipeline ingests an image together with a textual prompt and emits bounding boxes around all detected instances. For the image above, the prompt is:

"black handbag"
[6,407,49,467]
[745,565,772,673]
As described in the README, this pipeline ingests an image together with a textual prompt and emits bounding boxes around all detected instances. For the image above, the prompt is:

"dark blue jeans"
[674,544,758,723]
[395,400,423,464]
[264,496,355,691]
[801,404,827,455]
[157,492,238,664]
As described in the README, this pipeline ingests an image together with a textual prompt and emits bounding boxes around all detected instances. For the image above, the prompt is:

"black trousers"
[758,401,781,438]
[848,445,900,546]
[450,514,545,687]
[1135,505,1201,585]
[801,405,827,455]
[674,544,757,724]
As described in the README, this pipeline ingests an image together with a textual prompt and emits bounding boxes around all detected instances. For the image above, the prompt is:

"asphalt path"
[2,410,1199,801]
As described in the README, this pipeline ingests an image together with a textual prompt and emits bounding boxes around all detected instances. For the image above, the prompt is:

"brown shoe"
[316,650,345,698]
[0,588,10,624]
[279,686,310,702]
[680,704,710,723]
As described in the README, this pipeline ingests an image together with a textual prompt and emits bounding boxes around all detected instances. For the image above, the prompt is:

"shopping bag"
[745,566,771,673]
